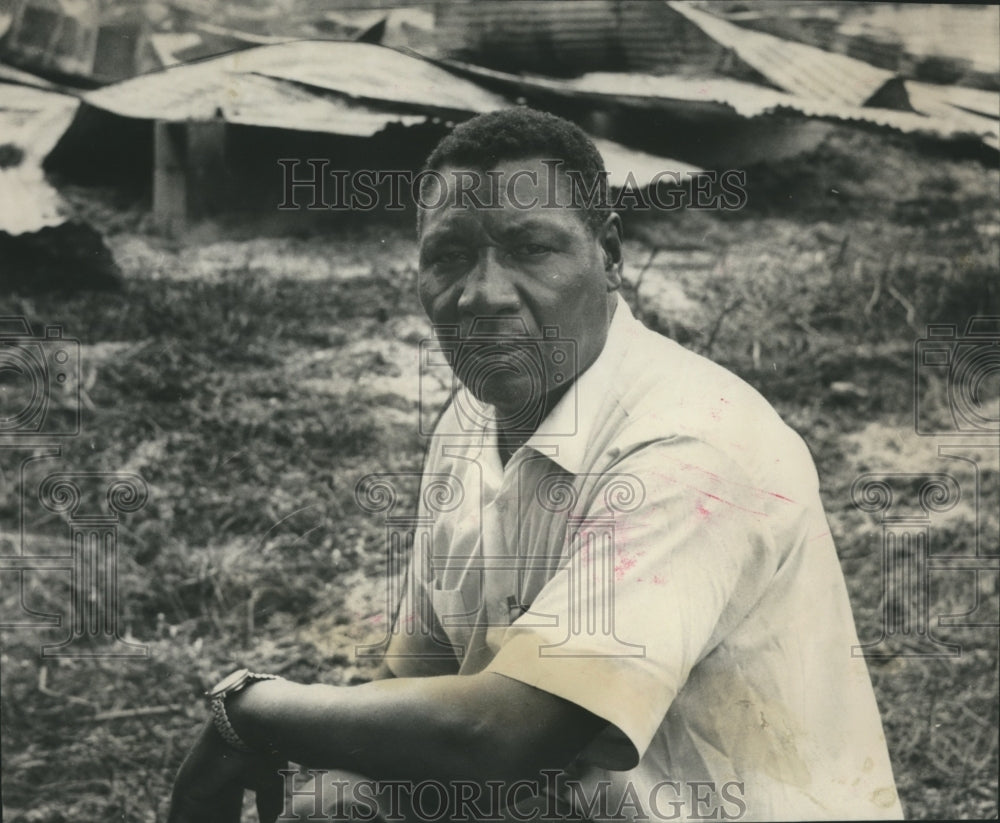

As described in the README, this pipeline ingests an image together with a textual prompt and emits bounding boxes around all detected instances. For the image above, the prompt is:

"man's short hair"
[418,107,610,235]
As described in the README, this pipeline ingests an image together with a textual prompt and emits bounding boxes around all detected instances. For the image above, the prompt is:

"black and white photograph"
[0,1,997,820]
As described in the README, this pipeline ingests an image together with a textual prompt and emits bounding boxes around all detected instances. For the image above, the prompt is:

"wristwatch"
[205,668,280,753]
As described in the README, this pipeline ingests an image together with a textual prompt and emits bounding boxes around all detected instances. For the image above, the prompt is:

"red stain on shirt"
[697,489,769,517]
[614,552,638,581]
[695,502,712,519]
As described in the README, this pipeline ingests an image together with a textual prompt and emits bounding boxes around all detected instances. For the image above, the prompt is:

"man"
[169,108,902,822]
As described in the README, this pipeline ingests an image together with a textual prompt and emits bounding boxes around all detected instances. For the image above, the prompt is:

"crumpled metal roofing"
[435,59,788,118]
[236,41,505,112]
[906,81,1000,150]
[592,137,702,189]
[670,1,999,149]
[438,57,997,147]
[82,41,507,133]
[0,62,74,93]
[433,0,728,77]
[95,69,425,135]
[0,83,79,235]
[926,85,999,121]
[836,3,999,78]
[564,72,800,119]
[668,1,899,109]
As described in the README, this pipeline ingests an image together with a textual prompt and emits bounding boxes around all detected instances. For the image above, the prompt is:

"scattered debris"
[669,1,901,108]
[0,0,160,85]
[432,0,751,78]
[436,55,999,157]
[0,80,120,291]
[0,81,77,235]
[591,137,702,189]
[82,40,507,127]
[716,2,1000,91]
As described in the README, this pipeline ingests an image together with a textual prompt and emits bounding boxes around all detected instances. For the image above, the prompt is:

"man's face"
[417,157,622,427]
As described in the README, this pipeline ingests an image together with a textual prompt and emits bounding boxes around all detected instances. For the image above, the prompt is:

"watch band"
[207,670,280,754]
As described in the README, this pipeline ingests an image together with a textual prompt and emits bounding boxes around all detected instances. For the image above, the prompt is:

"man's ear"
[598,212,624,292]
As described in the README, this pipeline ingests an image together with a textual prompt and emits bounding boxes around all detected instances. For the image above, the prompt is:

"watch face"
[208,668,250,699]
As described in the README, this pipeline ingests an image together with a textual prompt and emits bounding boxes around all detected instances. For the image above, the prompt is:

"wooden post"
[153,120,187,236]
[153,119,228,235]
[186,119,229,217]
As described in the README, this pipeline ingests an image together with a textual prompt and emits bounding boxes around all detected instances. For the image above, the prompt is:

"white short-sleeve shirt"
[387,297,902,821]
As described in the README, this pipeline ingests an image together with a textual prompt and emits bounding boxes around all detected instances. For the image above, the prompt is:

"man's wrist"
[206,670,282,755]
[224,676,287,754]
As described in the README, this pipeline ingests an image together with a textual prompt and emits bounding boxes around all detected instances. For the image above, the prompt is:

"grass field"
[1,126,997,821]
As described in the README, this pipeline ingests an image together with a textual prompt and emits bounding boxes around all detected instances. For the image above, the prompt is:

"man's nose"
[457,247,520,317]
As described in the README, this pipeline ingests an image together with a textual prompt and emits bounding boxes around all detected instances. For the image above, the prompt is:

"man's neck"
[493,374,574,467]
[496,428,524,468]
[493,294,620,468]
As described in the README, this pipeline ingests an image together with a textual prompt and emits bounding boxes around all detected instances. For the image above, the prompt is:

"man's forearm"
[226,670,602,786]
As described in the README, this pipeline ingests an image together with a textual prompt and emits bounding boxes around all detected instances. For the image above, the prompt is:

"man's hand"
[167,721,287,823]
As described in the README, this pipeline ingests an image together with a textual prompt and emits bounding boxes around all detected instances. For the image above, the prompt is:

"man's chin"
[461,377,548,427]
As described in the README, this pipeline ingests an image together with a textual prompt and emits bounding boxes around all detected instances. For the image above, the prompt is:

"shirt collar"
[519,294,637,475]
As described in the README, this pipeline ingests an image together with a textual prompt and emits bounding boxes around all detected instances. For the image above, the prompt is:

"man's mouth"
[461,316,533,339]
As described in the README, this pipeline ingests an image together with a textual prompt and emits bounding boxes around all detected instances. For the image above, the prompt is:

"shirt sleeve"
[384,561,462,678]
[485,435,785,769]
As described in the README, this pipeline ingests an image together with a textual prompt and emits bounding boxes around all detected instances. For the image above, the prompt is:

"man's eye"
[435,250,474,266]
[514,244,551,257]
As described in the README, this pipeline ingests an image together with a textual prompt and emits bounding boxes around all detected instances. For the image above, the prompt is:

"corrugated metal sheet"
[433,0,734,77]
[774,98,998,150]
[437,58,999,148]
[0,62,75,93]
[148,32,204,68]
[907,82,999,122]
[564,72,796,119]
[837,4,999,78]
[720,3,999,85]
[1,0,153,84]
[86,68,424,136]
[437,60,785,117]
[593,137,702,188]
[193,21,291,46]
[576,72,997,147]
[82,41,507,132]
[211,75,428,135]
[906,82,1000,151]
[0,82,79,234]
[240,41,506,113]
[932,86,999,121]
[669,1,899,108]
